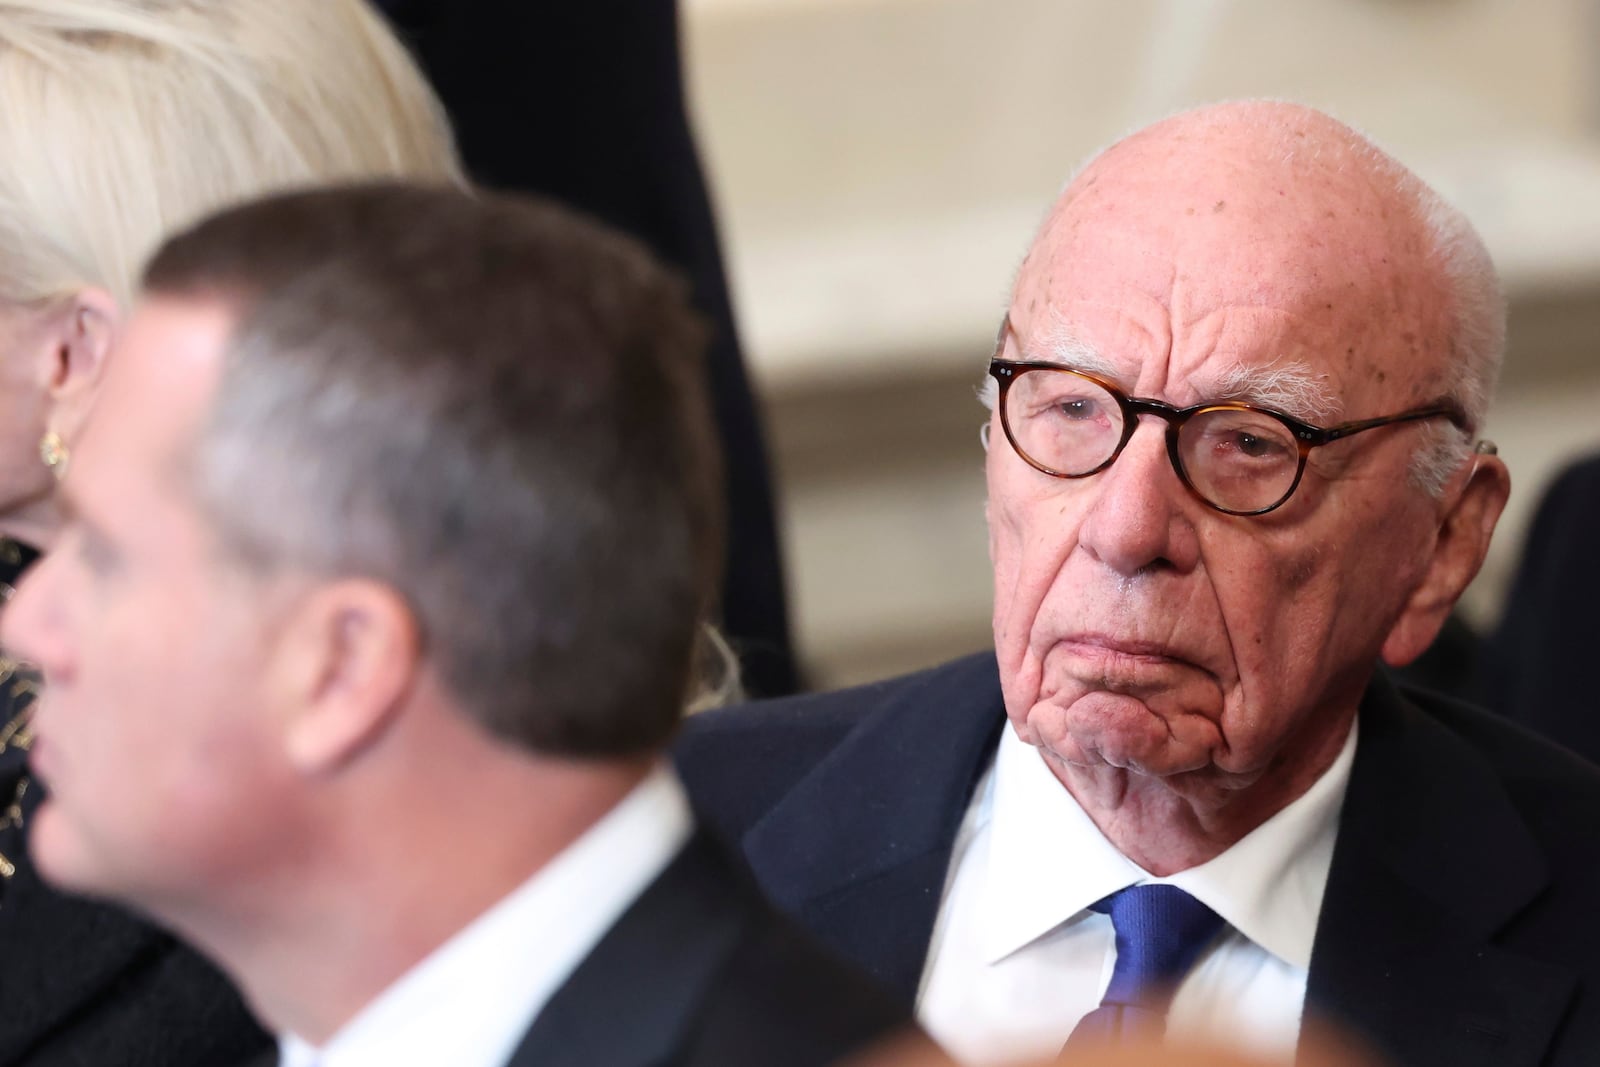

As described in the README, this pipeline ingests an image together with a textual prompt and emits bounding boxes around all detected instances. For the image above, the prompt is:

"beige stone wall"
[683,0,1600,687]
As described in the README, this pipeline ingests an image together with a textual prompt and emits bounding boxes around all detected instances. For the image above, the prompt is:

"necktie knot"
[1063,884,1225,1052]
[1093,884,1225,1011]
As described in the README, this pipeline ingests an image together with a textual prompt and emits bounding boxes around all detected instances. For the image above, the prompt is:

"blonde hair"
[0,0,462,309]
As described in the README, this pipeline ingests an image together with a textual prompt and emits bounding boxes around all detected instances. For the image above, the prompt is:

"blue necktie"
[1063,884,1226,1049]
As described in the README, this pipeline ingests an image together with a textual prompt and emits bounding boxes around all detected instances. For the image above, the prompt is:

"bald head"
[1010,101,1501,491]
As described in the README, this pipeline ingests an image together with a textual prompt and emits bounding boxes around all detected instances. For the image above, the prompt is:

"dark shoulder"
[1407,685,1600,786]
[6,923,268,1067]
[56,939,269,1067]
[0,788,269,1066]
[673,652,996,841]
[682,867,914,1066]
[1403,683,1600,845]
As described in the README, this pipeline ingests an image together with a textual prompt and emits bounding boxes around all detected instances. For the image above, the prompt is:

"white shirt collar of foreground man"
[276,765,693,1067]
[918,720,1357,1065]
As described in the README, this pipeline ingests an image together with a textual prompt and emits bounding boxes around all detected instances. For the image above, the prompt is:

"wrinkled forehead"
[1011,115,1453,408]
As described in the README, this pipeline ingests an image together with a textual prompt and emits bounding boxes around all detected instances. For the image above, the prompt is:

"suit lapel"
[0,790,172,1062]
[504,830,749,1067]
[1303,674,1574,1067]
[741,652,1006,1003]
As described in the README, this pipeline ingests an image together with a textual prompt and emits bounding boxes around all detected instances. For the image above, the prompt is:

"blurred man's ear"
[274,579,422,775]
[1381,450,1510,668]
[41,288,120,447]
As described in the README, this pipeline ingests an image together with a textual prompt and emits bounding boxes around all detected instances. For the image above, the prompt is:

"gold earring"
[39,431,68,481]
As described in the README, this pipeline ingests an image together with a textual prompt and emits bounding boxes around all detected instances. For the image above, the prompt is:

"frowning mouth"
[1055,634,1205,671]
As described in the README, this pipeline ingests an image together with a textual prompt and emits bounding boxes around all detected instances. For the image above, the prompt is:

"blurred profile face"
[986,112,1464,804]
[2,296,293,908]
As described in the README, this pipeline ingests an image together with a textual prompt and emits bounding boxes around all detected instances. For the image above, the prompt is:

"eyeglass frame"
[986,315,1475,517]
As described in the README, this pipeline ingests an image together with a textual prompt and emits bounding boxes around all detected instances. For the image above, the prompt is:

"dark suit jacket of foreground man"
[497,830,909,1067]
[228,827,906,1067]
[676,652,1600,1067]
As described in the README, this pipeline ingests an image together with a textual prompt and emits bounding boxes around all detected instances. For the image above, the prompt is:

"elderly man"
[677,101,1600,1066]
[2,183,917,1066]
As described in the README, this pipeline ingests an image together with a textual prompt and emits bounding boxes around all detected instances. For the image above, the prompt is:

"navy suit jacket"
[247,829,913,1067]
[505,828,911,1067]
[675,652,1600,1067]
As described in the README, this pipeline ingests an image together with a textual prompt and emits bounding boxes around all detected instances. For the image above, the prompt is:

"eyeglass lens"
[1004,369,1303,514]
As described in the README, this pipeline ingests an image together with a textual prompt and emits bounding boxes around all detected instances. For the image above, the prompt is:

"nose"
[2,549,67,683]
[1075,418,1201,576]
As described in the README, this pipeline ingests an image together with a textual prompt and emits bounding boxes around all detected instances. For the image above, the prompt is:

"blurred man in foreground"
[679,101,1600,1066]
[4,183,912,1066]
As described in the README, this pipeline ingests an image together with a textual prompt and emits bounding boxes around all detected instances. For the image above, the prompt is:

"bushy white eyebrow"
[984,309,1340,425]
[1024,314,1122,380]
[1209,361,1339,423]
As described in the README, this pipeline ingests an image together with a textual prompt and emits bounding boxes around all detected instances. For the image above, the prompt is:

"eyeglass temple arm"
[1314,403,1470,444]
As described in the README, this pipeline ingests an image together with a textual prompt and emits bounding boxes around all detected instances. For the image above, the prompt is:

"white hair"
[686,624,744,714]
[0,0,463,310]
[1408,191,1504,494]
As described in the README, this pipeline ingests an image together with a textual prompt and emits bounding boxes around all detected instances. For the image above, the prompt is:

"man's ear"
[1381,452,1510,667]
[273,579,422,776]
[40,288,119,446]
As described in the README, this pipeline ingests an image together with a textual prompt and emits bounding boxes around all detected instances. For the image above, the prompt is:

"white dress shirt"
[917,721,1357,1065]
[278,764,692,1067]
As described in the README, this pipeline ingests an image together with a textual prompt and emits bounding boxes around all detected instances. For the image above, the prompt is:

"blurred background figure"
[375,0,800,697]
[0,0,458,1061]
[1480,452,1600,758]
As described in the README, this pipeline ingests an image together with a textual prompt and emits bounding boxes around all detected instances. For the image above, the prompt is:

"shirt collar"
[279,763,693,1067]
[980,719,1357,970]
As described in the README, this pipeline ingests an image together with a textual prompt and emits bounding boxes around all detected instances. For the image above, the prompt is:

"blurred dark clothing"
[1390,611,1484,707]
[377,0,799,696]
[0,541,268,1067]
[241,829,918,1067]
[1479,453,1600,763]
[504,829,917,1066]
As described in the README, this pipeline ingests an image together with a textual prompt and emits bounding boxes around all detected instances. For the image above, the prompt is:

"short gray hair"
[145,184,723,758]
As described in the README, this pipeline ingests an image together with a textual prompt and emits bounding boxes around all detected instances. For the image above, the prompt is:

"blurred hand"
[842,1024,1381,1067]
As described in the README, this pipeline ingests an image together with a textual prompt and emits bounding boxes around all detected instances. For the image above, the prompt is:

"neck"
[171,751,654,1045]
[1046,706,1356,876]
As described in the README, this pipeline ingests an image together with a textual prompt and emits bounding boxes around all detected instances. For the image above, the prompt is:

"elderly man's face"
[987,128,1482,812]
[2,297,297,907]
